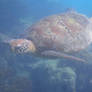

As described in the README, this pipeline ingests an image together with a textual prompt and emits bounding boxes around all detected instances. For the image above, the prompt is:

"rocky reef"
[29,59,76,92]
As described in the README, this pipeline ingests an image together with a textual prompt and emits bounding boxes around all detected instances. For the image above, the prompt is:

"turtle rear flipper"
[41,50,86,63]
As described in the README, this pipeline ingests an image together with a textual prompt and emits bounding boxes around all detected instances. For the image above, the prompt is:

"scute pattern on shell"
[23,11,92,53]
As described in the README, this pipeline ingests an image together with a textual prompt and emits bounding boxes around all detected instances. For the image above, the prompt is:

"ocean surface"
[0,0,92,92]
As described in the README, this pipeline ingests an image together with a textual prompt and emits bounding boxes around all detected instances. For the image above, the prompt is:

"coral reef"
[30,59,76,92]
[0,76,32,92]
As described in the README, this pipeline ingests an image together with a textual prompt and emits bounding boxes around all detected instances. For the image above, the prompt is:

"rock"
[30,59,76,92]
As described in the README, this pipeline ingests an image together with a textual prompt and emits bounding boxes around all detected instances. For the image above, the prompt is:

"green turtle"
[5,11,92,62]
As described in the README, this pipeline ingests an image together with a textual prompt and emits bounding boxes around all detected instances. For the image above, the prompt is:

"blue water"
[0,0,92,35]
[0,0,92,92]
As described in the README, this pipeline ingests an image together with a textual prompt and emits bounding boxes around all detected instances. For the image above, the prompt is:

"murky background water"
[0,0,92,92]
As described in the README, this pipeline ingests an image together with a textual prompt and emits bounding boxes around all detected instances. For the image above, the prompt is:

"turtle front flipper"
[41,50,86,63]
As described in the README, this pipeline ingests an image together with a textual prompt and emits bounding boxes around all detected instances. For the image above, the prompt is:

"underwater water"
[0,0,92,92]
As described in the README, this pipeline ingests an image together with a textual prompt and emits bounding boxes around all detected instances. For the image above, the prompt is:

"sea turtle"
[6,11,92,62]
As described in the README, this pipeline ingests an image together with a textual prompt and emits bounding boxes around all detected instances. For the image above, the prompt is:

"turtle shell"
[23,11,92,53]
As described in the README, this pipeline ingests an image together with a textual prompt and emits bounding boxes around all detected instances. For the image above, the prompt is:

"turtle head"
[9,39,36,54]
